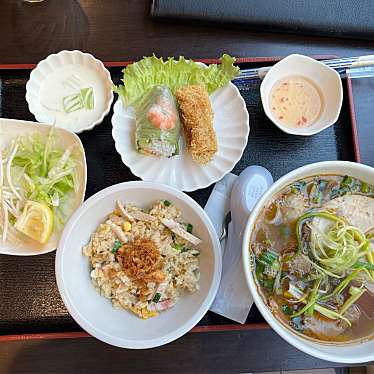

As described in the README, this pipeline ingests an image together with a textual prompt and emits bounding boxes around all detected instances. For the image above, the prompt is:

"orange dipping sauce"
[270,75,323,128]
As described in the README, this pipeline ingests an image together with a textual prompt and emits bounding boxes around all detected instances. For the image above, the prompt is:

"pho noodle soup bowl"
[242,161,374,363]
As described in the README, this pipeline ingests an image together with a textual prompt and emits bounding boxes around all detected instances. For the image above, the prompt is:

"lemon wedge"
[15,201,54,244]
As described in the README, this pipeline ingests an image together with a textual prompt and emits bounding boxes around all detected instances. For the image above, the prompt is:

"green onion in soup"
[250,174,374,343]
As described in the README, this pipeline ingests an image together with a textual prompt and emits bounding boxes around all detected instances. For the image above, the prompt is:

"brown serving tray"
[0,56,360,343]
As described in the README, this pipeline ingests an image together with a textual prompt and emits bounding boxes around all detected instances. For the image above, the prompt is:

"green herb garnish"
[174,243,185,252]
[262,278,275,290]
[255,261,265,281]
[263,239,272,246]
[152,293,161,303]
[163,200,171,207]
[111,239,121,254]
[361,182,370,193]
[352,261,374,270]
[174,243,188,253]
[341,175,353,189]
[282,304,293,315]
[187,223,193,233]
[290,181,306,194]
[258,250,278,266]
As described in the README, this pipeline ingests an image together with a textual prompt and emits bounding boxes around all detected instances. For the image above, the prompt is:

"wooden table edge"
[0,323,270,342]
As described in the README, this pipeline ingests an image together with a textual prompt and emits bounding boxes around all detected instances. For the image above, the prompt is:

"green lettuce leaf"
[113,54,240,107]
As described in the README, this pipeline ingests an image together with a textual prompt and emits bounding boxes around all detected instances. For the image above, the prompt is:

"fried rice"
[82,200,200,319]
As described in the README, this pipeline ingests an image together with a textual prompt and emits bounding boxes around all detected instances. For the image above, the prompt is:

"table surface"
[0,0,373,372]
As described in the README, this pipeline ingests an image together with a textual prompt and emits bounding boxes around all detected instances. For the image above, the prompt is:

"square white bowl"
[260,54,343,136]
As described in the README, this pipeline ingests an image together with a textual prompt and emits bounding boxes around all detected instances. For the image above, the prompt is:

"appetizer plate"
[0,118,87,256]
[56,181,222,349]
[26,50,114,133]
[112,82,249,191]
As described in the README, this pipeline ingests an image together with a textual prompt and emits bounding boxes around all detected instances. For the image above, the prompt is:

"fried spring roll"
[176,85,217,164]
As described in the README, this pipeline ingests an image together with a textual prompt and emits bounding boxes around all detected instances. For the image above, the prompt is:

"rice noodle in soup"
[250,174,374,344]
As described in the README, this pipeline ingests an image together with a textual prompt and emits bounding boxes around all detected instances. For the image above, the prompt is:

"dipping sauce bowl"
[260,54,343,136]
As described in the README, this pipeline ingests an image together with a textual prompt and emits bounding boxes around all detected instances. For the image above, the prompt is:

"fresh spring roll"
[135,85,180,157]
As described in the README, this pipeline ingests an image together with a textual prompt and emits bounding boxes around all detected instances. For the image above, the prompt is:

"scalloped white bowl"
[112,82,250,191]
[26,50,113,133]
[0,118,87,256]
[56,181,222,348]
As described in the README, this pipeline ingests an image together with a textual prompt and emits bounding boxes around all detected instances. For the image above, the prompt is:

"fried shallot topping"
[117,238,165,284]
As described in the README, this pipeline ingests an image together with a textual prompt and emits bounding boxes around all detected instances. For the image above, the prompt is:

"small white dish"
[26,50,113,133]
[112,82,249,192]
[56,181,222,349]
[0,118,87,256]
[242,161,374,363]
[260,54,343,136]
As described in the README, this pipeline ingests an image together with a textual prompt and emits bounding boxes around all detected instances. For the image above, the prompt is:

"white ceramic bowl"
[0,118,87,256]
[242,161,374,363]
[260,54,343,136]
[26,50,113,133]
[56,181,222,349]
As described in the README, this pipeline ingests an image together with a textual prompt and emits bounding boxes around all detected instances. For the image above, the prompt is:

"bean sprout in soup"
[250,174,374,344]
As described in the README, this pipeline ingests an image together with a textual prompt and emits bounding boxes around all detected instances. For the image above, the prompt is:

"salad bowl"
[0,118,87,256]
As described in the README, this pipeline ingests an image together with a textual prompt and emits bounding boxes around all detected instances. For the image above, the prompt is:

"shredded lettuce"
[113,54,240,107]
[6,130,79,230]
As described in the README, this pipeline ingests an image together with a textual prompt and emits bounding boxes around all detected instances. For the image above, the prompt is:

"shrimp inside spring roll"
[176,85,217,164]
[135,85,180,157]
